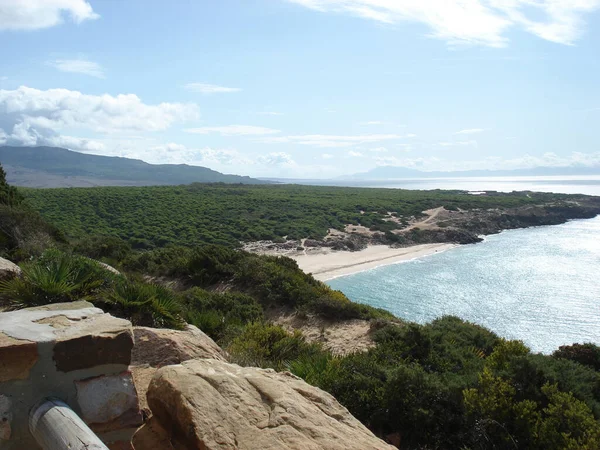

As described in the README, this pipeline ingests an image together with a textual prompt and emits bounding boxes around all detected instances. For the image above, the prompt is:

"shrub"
[180,287,263,341]
[553,343,600,372]
[0,249,116,309]
[73,235,132,262]
[227,322,324,371]
[100,280,184,329]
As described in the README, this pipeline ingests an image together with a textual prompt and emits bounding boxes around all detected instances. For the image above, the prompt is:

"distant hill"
[346,165,600,180]
[0,146,268,188]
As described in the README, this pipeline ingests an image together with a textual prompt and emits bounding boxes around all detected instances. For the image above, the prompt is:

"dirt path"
[403,206,445,231]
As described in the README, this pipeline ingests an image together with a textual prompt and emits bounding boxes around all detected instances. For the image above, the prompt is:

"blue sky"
[0,0,599,178]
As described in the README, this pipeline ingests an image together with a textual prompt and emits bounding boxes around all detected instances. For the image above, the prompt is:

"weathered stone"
[0,395,11,441]
[131,325,226,368]
[75,371,141,426]
[132,417,174,450]
[0,257,20,280]
[147,359,395,450]
[131,325,226,413]
[54,331,133,372]
[0,333,38,382]
[0,303,133,372]
[0,304,136,450]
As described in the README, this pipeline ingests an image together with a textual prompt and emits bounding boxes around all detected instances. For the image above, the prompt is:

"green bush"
[227,322,324,371]
[181,287,263,341]
[73,235,132,262]
[553,343,600,372]
[100,280,184,329]
[0,249,116,309]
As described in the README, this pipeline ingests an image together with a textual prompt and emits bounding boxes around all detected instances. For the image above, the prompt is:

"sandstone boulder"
[131,325,226,367]
[0,257,20,280]
[145,359,395,450]
[130,325,226,412]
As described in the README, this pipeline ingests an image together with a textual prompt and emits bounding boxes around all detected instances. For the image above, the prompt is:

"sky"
[0,0,599,178]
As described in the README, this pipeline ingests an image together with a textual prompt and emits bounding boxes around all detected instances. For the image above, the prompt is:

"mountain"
[346,165,600,180]
[0,146,268,187]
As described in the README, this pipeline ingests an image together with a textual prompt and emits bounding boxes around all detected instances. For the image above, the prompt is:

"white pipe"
[29,398,108,450]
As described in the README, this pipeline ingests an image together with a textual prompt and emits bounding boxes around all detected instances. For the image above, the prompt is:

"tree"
[0,163,23,206]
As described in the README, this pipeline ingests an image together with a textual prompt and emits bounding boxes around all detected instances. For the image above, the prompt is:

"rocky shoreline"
[244,200,600,259]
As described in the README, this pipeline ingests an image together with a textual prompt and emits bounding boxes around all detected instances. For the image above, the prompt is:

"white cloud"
[46,135,106,152]
[257,152,298,167]
[143,143,252,166]
[322,153,334,159]
[184,83,241,94]
[360,120,385,125]
[287,0,600,46]
[454,128,485,135]
[185,125,281,136]
[348,150,364,157]
[369,147,388,153]
[48,58,105,78]
[0,0,98,31]
[0,85,198,148]
[259,133,413,148]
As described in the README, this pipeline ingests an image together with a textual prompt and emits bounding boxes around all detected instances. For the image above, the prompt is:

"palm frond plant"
[101,280,184,329]
[0,251,113,309]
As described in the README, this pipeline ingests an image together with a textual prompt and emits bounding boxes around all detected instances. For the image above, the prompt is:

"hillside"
[0,146,268,187]
[21,183,600,249]
[2,166,600,449]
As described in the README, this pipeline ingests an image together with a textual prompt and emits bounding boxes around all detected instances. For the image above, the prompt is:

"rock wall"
[0,302,142,449]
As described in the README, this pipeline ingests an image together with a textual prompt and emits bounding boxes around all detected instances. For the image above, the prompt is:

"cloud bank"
[0,86,198,150]
[0,0,98,31]
[287,0,600,46]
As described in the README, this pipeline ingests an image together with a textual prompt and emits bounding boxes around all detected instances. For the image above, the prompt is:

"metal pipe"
[29,398,108,450]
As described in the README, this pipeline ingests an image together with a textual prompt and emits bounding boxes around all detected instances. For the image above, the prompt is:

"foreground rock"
[131,325,226,367]
[130,325,226,413]
[0,301,142,449]
[144,359,395,450]
[0,257,20,280]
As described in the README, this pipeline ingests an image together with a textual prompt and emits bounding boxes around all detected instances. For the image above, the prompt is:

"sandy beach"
[292,243,457,281]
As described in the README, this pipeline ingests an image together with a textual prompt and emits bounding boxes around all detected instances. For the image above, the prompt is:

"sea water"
[328,215,600,354]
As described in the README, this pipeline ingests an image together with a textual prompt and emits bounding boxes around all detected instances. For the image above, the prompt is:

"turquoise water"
[328,216,600,354]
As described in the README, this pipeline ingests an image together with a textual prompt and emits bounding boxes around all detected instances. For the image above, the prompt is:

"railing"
[29,398,108,450]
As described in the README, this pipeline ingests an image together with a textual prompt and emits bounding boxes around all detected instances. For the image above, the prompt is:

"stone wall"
[0,302,142,449]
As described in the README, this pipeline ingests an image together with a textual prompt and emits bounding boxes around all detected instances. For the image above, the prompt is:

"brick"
[53,331,133,372]
[0,333,37,383]
[75,372,142,427]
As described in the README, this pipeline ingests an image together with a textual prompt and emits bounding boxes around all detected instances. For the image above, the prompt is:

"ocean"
[327,177,600,354]
[363,175,600,196]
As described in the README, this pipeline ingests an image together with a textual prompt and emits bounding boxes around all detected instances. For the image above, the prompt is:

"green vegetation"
[2,166,599,448]
[0,164,65,261]
[232,319,600,449]
[20,183,590,248]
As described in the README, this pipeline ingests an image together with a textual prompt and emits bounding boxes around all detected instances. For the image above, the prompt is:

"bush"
[181,287,263,341]
[100,280,184,329]
[0,249,116,309]
[553,343,600,372]
[227,322,324,371]
[73,235,132,262]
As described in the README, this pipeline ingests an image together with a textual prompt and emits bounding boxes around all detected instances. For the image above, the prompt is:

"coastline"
[292,243,458,281]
